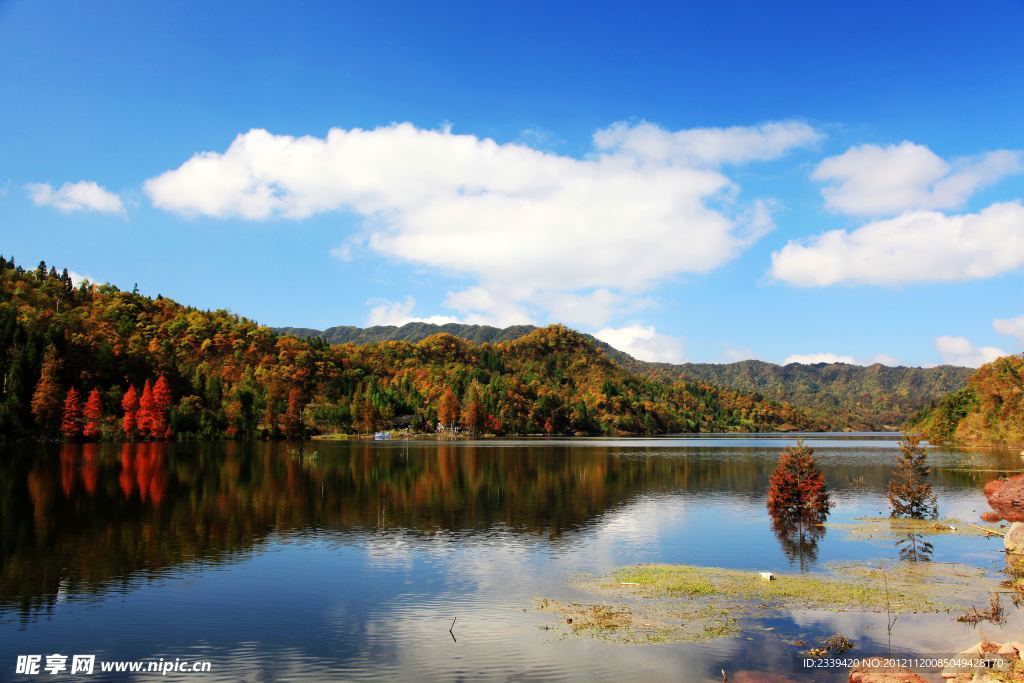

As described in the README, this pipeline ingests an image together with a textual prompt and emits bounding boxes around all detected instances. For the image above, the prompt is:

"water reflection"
[770,511,828,570]
[896,533,935,562]
[1,438,1022,681]
[0,440,1017,621]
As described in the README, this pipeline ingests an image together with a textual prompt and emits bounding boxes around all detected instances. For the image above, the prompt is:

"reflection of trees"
[3,441,748,618]
[896,533,934,563]
[769,509,827,571]
[2,442,1014,619]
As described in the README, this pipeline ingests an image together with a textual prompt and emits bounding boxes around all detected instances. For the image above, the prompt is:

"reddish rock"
[983,474,1024,522]
[980,511,1002,523]
[849,667,926,682]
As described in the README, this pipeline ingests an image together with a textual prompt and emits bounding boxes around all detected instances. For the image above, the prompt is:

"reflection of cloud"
[363,532,416,569]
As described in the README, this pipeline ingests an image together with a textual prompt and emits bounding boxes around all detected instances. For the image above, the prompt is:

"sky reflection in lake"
[1,436,1020,681]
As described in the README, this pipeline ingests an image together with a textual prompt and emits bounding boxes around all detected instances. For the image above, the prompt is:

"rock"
[941,641,1024,682]
[998,642,1020,659]
[983,475,1024,523]
[1006,522,1024,554]
[849,667,926,682]
[980,511,1001,523]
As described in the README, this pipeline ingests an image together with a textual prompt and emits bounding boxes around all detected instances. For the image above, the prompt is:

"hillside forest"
[0,257,814,441]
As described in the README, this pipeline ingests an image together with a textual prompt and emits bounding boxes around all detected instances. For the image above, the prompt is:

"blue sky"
[1,0,1023,367]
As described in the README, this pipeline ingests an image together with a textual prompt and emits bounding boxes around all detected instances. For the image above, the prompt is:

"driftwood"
[966,521,1005,537]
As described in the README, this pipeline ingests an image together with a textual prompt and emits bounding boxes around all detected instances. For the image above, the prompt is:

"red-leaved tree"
[283,387,303,439]
[767,440,831,569]
[138,379,154,438]
[83,388,103,440]
[767,440,831,518]
[151,376,173,439]
[61,387,82,439]
[121,384,139,439]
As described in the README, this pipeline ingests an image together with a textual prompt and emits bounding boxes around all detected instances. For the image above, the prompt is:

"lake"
[2,435,1021,681]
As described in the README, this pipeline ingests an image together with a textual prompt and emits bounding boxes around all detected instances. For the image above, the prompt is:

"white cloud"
[26,180,125,214]
[595,325,685,364]
[66,269,96,287]
[994,315,1024,346]
[593,120,822,167]
[442,287,535,327]
[542,289,621,328]
[146,120,818,322]
[783,352,856,365]
[769,202,1024,286]
[934,335,1006,368]
[813,142,1021,217]
[329,237,361,262]
[366,296,460,327]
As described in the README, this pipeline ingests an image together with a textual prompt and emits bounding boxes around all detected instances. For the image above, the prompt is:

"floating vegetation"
[826,516,1002,541]
[534,598,738,644]
[536,561,999,645]
[804,633,855,658]
[957,593,1007,626]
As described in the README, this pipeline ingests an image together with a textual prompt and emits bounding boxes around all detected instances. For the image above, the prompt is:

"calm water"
[1,435,1021,681]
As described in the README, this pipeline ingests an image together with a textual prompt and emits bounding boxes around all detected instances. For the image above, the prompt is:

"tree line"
[0,256,813,441]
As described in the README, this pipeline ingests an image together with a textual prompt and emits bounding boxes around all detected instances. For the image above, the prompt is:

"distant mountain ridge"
[276,322,973,430]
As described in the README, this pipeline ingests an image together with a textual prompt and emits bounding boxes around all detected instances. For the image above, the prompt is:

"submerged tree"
[767,440,831,519]
[887,435,938,519]
[767,440,831,570]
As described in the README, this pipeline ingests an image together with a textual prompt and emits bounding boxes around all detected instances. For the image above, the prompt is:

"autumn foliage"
[121,385,138,439]
[766,441,831,569]
[767,441,830,519]
[61,387,82,439]
[0,255,816,441]
[83,388,103,439]
[31,347,63,429]
[916,354,1024,448]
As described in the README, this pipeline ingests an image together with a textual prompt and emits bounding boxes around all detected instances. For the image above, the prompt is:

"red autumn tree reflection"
[767,440,831,569]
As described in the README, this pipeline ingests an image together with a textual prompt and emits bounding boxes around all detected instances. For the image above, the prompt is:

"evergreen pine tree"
[888,435,938,519]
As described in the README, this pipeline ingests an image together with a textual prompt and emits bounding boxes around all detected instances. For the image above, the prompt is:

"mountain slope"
[0,257,812,439]
[914,354,1024,448]
[279,323,973,430]
[635,359,972,431]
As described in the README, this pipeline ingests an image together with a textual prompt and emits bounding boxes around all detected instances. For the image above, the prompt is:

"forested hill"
[276,322,539,346]
[280,323,972,430]
[0,257,812,440]
[635,360,972,431]
[275,321,632,361]
[914,354,1024,448]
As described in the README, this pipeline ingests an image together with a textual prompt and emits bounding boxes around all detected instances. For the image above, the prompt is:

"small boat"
[373,431,392,440]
